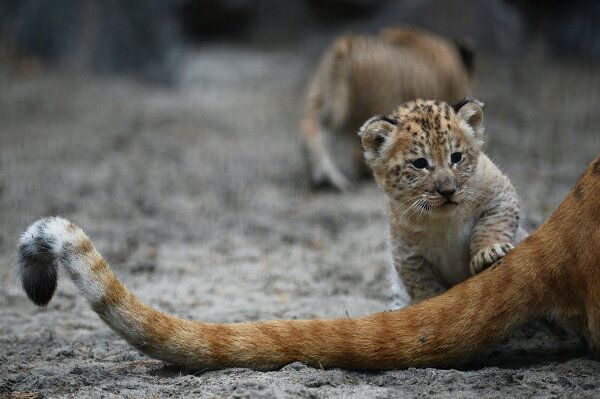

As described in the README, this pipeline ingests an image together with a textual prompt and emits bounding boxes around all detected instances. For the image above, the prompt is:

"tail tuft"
[18,217,66,306]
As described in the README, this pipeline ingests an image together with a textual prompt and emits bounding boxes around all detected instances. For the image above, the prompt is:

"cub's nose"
[437,188,456,200]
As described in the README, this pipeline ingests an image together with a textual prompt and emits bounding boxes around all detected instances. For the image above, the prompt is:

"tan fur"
[17,154,600,370]
[301,26,472,190]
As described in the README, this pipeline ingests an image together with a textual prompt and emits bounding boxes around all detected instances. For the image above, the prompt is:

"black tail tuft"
[18,222,59,306]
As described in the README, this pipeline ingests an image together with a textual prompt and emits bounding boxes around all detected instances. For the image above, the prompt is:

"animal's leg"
[469,195,521,275]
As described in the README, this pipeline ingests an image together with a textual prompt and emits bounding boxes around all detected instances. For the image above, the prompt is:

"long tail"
[18,216,551,370]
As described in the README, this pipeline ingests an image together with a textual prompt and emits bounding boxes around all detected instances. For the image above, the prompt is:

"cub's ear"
[358,115,397,163]
[453,98,484,140]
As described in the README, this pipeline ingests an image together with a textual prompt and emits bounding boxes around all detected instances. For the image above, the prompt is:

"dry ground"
[1,44,599,397]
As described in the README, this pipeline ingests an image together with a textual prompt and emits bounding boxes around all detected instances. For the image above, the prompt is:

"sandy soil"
[1,44,599,398]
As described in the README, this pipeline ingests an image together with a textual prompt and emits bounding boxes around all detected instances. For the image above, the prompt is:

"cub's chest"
[415,216,476,286]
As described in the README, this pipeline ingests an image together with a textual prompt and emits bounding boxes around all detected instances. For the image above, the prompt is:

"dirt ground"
[1,44,599,398]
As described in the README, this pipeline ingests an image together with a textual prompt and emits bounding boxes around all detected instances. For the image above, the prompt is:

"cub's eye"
[450,152,463,164]
[412,158,428,169]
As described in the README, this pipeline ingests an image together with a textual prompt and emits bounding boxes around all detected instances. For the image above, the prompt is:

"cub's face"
[359,99,485,219]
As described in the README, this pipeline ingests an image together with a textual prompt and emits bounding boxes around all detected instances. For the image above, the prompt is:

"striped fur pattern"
[360,99,527,305]
[17,154,600,370]
[301,26,472,191]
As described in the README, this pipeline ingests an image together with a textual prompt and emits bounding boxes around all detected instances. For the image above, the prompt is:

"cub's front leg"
[469,194,521,275]
[389,251,446,309]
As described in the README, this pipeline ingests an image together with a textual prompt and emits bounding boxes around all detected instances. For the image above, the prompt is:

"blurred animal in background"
[301,26,474,190]
[358,99,527,307]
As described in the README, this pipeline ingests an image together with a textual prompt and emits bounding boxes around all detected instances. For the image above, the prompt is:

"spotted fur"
[301,26,472,190]
[359,99,527,304]
[16,155,600,370]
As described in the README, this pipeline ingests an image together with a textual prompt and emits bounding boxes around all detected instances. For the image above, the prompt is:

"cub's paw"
[470,243,514,275]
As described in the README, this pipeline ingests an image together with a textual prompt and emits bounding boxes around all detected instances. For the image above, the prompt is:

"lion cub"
[359,99,527,307]
[302,26,473,190]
